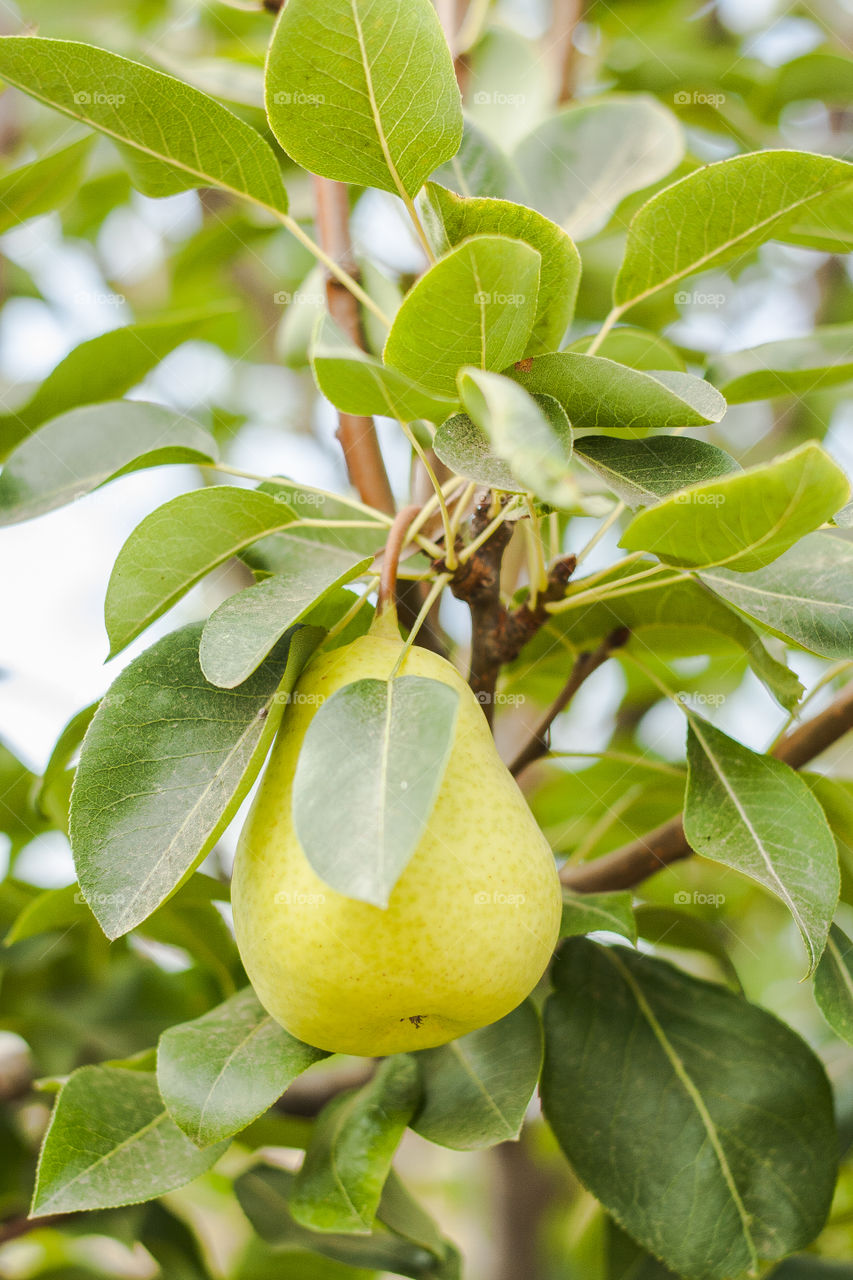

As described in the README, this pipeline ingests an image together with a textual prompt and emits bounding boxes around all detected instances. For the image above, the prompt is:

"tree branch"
[312,177,395,515]
[509,627,630,777]
[551,0,585,104]
[443,495,576,725]
[560,681,853,893]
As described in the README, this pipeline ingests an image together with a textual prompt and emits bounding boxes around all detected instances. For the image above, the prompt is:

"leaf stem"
[449,481,477,542]
[549,511,561,561]
[548,749,686,777]
[768,660,853,751]
[525,499,545,599]
[574,499,626,567]
[204,466,395,524]
[391,573,453,675]
[458,497,524,564]
[399,422,457,569]
[560,550,649,596]
[547,564,688,614]
[322,575,380,646]
[583,305,623,357]
[401,191,436,264]
[280,212,392,327]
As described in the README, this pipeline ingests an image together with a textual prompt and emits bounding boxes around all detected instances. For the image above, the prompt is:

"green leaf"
[701,533,853,660]
[200,543,371,688]
[421,182,581,355]
[0,36,288,211]
[560,890,637,942]
[513,95,684,240]
[0,310,219,460]
[431,116,519,201]
[770,1261,853,1280]
[684,715,838,974]
[265,0,461,199]
[433,397,569,496]
[0,402,218,526]
[250,479,389,564]
[534,568,803,710]
[236,1164,454,1278]
[70,623,322,938]
[568,326,686,372]
[105,487,299,657]
[157,986,328,1148]
[835,500,853,529]
[620,443,850,571]
[291,1056,420,1233]
[510,353,726,432]
[0,739,46,848]
[634,905,741,989]
[542,938,837,1280]
[574,436,739,508]
[410,1001,542,1150]
[36,701,99,832]
[378,1171,461,1278]
[311,316,457,423]
[292,674,459,907]
[383,235,541,396]
[813,923,853,1047]
[457,371,574,506]
[614,150,853,313]
[0,135,92,232]
[32,1065,226,1215]
[705,323,853,403]
[140,1202,214,1280]
[779,180,853,253]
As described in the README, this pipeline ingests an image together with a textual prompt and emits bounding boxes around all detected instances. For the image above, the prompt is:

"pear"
[232,629,562,1056]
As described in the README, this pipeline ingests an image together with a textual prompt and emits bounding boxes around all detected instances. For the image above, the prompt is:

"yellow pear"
[232,628,562,1056]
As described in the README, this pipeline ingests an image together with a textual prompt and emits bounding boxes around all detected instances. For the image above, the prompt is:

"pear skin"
[232,631,561,1055]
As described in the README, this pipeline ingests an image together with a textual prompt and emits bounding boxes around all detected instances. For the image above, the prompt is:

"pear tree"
[2,1,853,1278]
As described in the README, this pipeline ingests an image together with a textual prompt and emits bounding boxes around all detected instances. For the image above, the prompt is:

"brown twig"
[560,681,853,893]
[435,0,471,90]
[551,0,585,103]
[447,496,515,722]
[509,627,630,777]
[377,503,420,616]
[445,495,576,725]
[0,1213,69,1241]
[312,177,395,515]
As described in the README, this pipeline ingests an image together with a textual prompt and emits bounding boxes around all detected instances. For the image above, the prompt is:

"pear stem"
[377,503,422,618]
